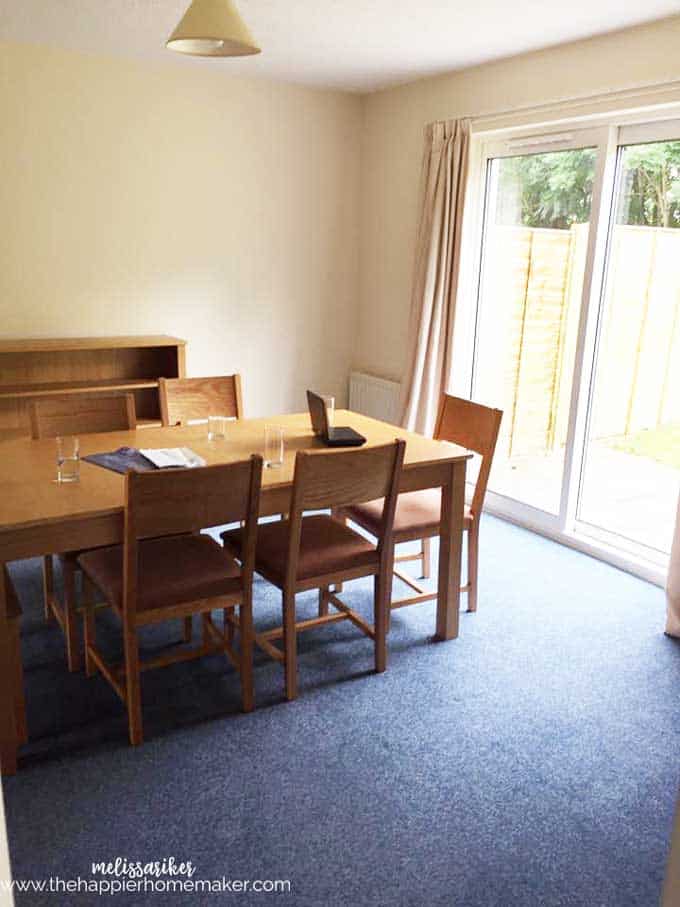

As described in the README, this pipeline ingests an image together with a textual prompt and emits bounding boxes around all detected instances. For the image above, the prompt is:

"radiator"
[348,371,401,425]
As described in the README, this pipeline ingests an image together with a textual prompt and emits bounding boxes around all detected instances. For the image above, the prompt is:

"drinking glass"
[264,425,284,469]
[320,395,335,428]
[56,436,80,483]
[207,415,233,442]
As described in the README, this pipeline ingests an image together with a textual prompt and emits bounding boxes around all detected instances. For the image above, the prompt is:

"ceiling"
[1,0,679,93]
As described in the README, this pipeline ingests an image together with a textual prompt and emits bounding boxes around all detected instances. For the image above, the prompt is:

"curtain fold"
[666,491,680,637]
[399,118,470,435]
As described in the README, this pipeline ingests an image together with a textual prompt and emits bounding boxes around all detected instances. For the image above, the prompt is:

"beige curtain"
[663,787,680,906]
[399,118,470,435]
[666,491,680,638]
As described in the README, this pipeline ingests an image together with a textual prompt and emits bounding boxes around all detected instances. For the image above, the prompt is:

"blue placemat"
[82,447,157,475]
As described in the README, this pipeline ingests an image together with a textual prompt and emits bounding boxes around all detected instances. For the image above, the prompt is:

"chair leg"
[385,543,395,634]
[42,555,54,621]
[421,537,431,580]
[81,575,97,678]
[238,598,255,714]
[374,572,389,674]
[201,613,210,647]
[62,556,82,673]
[123,623,143,746]
[182,616,193,643]
[331,510,347,593]
[318,586,329,617]
[9,621,27,745]
[282,588,298,702]
[83,600,97,678]
[467,524,479,613]
[224,609,235,645]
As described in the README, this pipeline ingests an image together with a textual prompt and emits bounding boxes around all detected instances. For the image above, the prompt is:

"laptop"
[307,391,367,448]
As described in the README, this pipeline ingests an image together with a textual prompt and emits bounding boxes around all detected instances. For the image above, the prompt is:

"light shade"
[166,0,261,57]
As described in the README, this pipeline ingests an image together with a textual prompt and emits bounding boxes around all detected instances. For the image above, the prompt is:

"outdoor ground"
[608,425,680,471]
[490,431,680,557]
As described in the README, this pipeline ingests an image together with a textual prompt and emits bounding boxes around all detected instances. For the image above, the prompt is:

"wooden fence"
[481,223,680,458]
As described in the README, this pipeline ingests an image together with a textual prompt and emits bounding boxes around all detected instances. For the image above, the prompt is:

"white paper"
[140,447,206,469]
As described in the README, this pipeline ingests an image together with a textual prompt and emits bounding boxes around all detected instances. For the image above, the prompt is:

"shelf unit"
[0,336,186,440]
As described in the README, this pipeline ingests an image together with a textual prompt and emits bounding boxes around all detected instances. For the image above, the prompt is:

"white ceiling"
[1,0,679,93]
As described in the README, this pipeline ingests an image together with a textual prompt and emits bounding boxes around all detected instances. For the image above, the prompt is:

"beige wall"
[4,18,680,409]
[356,15,680,383]
[0,43,362,417]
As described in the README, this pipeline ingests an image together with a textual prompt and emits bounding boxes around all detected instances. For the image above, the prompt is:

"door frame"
[456,111,680,585]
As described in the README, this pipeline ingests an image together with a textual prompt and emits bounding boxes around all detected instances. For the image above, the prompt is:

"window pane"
[578,139,680,554]
[472,148,596,514]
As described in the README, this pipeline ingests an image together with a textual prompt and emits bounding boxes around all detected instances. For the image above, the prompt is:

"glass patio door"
[576,121,680,560]
[467,117,680,574]
[470,130,605,520]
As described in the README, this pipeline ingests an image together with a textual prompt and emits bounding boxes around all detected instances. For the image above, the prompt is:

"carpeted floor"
[3,516,679,906]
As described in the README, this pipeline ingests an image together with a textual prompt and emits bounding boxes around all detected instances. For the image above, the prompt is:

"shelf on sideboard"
[0,335,186,354]
[0,378,161,400]
[0,418,162,442]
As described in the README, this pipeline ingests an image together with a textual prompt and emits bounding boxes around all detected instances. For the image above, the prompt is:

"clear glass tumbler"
[207,415,231,442]
[56,436,80,483]
[264,425,284,469]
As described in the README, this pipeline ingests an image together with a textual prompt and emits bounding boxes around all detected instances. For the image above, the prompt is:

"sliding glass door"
[467,118,680,572]
[577,123,680,558]
[472,141,597,515]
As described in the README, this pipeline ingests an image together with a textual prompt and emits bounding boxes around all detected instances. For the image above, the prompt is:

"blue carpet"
[3,516,679,906]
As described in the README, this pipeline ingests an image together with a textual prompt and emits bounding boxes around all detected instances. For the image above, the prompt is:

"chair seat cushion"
[78,535,242,613]
[344,490,473,539]
[222,515,378,586]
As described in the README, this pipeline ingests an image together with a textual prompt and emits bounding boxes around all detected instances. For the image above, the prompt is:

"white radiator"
[348,371,401,425]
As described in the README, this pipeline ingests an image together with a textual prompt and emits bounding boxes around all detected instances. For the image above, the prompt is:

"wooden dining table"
[0,410,470,775]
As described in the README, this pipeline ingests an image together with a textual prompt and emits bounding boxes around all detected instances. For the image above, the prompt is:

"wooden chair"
[30,394,137,672]
[222,440,405,701]
[78,457,263,746]
[3,567,28,749]
[159,375,244,426]
[29,394,136,441]
[337,395,502,614]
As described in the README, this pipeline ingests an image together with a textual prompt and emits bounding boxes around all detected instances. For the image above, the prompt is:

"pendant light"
[167,0,261,57]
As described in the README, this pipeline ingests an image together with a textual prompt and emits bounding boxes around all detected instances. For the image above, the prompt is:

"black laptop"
[307,391,367,448]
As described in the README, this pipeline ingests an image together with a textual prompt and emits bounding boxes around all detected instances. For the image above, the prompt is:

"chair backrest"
[285,440,405,587]
[29,394,136,440]
[122,456,263,615]
[434,394,502,518]
[158,375,244,426]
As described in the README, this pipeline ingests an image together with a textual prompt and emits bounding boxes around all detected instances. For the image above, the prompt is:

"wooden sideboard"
[0,336,186,441]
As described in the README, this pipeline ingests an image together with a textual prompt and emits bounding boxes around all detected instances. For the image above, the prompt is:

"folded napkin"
[139,447,206,469]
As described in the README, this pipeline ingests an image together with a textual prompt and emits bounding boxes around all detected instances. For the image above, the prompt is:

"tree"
[497,149,595,229]
[495,141,680,230]
[619,142,680,228]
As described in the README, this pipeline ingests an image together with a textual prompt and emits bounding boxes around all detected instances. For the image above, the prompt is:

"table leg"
[435,459,467,641]
[0,565,18,776]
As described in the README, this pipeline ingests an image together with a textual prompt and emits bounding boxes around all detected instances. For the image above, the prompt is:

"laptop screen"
[306,390,329,438]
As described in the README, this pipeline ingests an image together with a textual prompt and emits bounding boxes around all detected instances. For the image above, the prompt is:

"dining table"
[0,409,470,775]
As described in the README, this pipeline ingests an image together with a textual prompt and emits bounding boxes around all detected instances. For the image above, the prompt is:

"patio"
[489,438,680,556]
